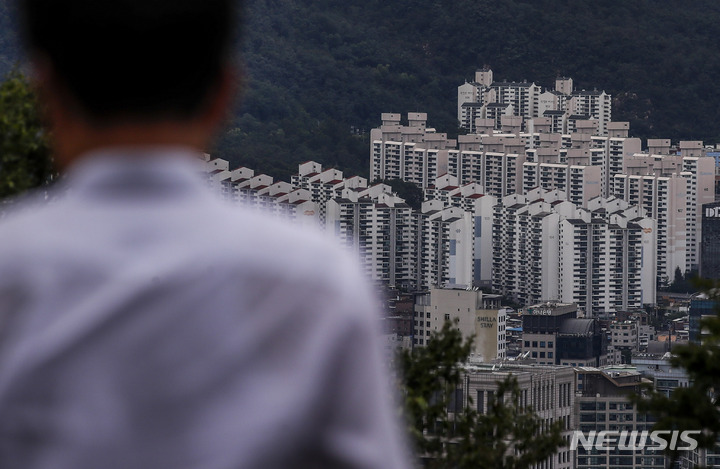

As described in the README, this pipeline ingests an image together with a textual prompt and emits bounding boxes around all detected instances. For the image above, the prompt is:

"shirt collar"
[60,146,211,202]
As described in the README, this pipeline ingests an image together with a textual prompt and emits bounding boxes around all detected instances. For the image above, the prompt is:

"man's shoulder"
[0,188,368,301]
[0,192,63,254]
[209,205,358,286]
[178,205,377,327]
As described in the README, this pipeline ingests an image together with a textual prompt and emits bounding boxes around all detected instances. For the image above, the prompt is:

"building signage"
[705,206,720,218]
[529,308,553,316]
[477,316,496,328]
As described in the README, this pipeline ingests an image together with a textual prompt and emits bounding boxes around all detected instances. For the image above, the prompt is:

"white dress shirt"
[0,147,409,469]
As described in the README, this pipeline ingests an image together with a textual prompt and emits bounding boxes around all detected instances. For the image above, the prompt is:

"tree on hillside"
[662,267,699,294]
[632,278,720,465]
[0,69,53,199]
[398,322,564,468]
[374,178,423,210]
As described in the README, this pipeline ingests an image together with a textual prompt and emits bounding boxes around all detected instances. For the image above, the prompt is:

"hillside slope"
[2,0,720,180]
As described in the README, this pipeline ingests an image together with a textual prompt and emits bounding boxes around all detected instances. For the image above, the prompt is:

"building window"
[540,341,546,348]
[524,341,530,347]
[548,352,553,358]
[548,341,553,348]
[532,341,538,347]
[532,352,537,358]
[540,352,545,358]
[444,314,450,321]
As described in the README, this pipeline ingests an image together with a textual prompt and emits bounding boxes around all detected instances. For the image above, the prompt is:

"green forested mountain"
[2,0,720,180]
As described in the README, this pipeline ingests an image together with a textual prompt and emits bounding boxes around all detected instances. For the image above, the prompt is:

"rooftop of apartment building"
[491,80,536,88]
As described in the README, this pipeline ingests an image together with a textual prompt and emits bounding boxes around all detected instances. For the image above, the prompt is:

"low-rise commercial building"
[521,302,608,366]
[413,287,505,360]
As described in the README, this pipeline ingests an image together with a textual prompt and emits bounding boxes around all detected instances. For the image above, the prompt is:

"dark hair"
[19,0,239,121]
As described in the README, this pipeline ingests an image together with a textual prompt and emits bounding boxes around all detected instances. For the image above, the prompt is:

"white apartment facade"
[370,112,451,186]
[568,90,612,135]
[424,176,496,286]
[610,152,714,274]
[612,172,687,286]
[326,190,417,289]
[458,68,612,136]
[492,191,656,316]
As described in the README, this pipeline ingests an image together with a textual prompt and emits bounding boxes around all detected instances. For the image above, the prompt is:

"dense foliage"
[0,70,52,199]
[3,0,720,180]
[632,278,720,465]
[398,321,564,467]
[375,178,424,210]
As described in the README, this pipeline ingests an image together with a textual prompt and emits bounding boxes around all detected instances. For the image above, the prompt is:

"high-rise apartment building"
[326,190,415,288]
[423,177,496,286]
[208,111,720,314]
[611,152,714,274]
[522,162,601,208]
[203,155,321,225]
[490,80,541,121]
[568,90,612,135]
[590,129,643,197]
[612,173,687,286]
[370,112,451,186]
[458,68,612,135]
[492,191,656,315]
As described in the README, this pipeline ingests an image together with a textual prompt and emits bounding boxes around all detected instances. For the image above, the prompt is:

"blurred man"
[0,0,409,467]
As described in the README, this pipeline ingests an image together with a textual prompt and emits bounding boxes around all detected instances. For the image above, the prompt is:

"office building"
[701,201,720,279]
[460,362,576,469]
[688,294,717,344]
[413,286,505,359]
[632,352,688,397]
[575,367,666,469]
[521,302,608,366]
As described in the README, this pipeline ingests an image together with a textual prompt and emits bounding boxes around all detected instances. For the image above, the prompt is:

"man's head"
[18,0,241,165]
